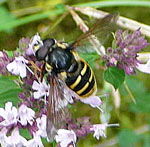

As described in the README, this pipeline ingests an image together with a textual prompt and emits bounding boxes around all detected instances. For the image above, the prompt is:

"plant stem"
[124,82,136,104]
[1,1,150,31]
[42,11,69,38]
[12,6,43,17]
[73,7,150,37]
[74,1,150,8]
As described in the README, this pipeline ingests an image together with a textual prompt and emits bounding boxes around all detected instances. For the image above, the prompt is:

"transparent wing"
[70,14,118,55]
[46,75,70,142]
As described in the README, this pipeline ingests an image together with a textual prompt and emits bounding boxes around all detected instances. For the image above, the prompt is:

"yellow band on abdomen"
[77,82,89,95]
[69,75,81,89]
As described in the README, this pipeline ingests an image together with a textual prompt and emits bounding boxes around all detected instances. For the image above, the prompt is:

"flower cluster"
[103,29,149,75]
[0,34,119,147]
[0,102,46,147]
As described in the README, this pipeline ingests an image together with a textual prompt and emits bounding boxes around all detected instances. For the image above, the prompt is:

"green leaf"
[5,50,13,57]
[103,66,125,89]
[118,129,141,147]
[0,76,22,107]
[41,137,49,145]
[20,128,32,140]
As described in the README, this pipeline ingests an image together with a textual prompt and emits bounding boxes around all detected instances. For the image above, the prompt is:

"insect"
[32,14,117,142]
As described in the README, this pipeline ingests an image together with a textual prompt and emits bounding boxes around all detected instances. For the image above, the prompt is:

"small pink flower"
[80,96,104,112]
[90,123,119,140]
[6,56,29,78]
[0,128,7,146]
[70,88,104,111]
[0,127,27,147]
[0,102,18,127]
[36,114,47,138]
[32,80,49,100]
[26,33,43,56]
[18,104,35,126]
[90,123,107,139]
[55,129,77,147]
[103,29,149,75]
[109,57,117,65]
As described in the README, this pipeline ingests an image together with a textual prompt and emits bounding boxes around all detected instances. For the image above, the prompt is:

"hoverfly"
[32,14,117,142]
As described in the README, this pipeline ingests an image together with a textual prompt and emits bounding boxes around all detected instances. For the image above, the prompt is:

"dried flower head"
[19,37,30,52]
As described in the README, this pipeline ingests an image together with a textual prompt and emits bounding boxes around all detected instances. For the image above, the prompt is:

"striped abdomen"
[65,59,97,98]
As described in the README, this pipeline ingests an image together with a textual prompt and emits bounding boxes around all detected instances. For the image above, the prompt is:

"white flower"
[26,33,43,56]
[136,59,150,74]
[32,80,49,100]
[36,114,47,138]
[18,104,35,126]
[0,128,7,146]
[0,102,18,127]
[26,133,44,147]
[0,127,27,147]
[80,95,104,112]
[55,129,77,147]
[90,123,119,140]
[71,88,106,112]
[136,52,150,74]
[6,56,29,78]
[90,123,107,139]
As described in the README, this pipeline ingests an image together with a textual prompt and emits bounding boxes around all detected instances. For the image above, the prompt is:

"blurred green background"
[0,0,150,147]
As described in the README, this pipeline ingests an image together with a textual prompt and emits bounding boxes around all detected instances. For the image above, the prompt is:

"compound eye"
[43,38,56,49]
[35,38,56,61]
[35,46,49,61]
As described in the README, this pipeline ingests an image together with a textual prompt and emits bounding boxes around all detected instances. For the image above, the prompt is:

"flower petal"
[36,115,47,138]
[26,33,43,56]
[80,96,103,108]
[55,129,77,147]
[32,80,49,99]
[136,60,150,74]
[0,102,18,126]
[18,104,35,126]
[6,56,29,78]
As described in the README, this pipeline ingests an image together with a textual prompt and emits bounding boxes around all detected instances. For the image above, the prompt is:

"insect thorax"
[46,46,75,74]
